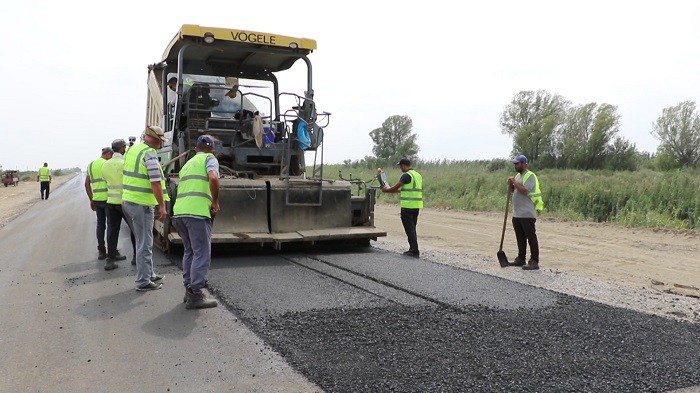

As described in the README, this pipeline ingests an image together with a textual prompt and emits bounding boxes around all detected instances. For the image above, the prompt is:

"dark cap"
[111,139,126,151]
[396,157,411,166]
[168,77,177,84]
[101,147,114,155]
[512,154,528,163]
[197,134,215,147]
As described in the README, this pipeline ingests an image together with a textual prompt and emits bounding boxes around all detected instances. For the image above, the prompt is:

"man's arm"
[209,170,220,217]
[84,175,95,211]
[150,181,167,221]
[381,182,404,194]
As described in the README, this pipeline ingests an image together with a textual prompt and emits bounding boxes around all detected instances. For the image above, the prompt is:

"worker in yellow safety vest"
[37,162,52,200]
[172,134,220,309]
[121,125,169,291]
[380,157,423,258]
[101,138,136,270]
[85,147,114,261]
[507,154,544,271]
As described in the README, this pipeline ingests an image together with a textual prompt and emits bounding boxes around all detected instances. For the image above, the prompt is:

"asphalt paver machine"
[145,25,385,251]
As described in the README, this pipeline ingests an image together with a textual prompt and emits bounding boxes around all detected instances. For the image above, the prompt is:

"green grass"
[327,162,699,231]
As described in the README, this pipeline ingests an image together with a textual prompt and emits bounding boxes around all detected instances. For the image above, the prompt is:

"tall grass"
[326,161,699,231]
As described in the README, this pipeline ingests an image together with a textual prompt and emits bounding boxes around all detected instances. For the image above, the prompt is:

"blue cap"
[197,134,215,147]
[512,154,528,163]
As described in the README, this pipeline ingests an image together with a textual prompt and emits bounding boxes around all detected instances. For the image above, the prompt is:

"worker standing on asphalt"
[380,157,423,258]
[37,163,51,200]
[102,139,136,270]
[172,135,220,309]
[121,126,169,291]
[85,148,113,261]
[507,154,544,270]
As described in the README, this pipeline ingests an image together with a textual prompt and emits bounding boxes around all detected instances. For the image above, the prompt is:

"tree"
[369,115,419,165]
[499,90,569,164]
[651,101,700,168]
[555,103,622,169]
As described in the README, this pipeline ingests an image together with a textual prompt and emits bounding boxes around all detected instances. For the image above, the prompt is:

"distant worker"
[380,157,423,258]
[167,77,178,105]
[121,125,169,291]
[102,139,136,270]
[172,135,220,309]
[37,162,52,200]
[507,154,544,270]
[85,147,114,261]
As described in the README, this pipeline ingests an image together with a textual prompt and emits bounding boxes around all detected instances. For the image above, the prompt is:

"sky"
[1,0,699,170]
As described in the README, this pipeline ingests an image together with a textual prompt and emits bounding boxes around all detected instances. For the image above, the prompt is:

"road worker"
[121,126,169,291]
[102,139,136,269]
[85,148,113,261]
[172,134,220,309]
[507,154,544,270]
[37,162,51,200]
[380,157,423,258]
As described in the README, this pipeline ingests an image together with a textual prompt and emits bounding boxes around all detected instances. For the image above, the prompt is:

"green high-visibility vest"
[122,143,169,206]
[102,156,124,205]
[38,167,51,181]
[173,153,215,218]
[517,170,544,211]
[400,169,423,209]
[87,158,108,202]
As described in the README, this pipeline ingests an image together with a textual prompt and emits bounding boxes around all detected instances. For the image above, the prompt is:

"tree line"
[345,91,700,172]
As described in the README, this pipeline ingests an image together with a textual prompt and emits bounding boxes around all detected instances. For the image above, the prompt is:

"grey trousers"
[172,216,212,292]
[122,201,157,289]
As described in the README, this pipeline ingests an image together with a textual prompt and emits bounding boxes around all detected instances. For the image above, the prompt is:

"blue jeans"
[122,201,157,289]
[172,217,212,292]
[93,201,108,252]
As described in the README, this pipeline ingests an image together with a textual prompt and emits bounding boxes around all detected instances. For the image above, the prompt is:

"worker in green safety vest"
[85,147,114,261]
[507,154,544,271]
[380,157,423,258]
[101,138,136,270]
[172,134,221,309]
[121,125,169,292]
[37,162,52,200]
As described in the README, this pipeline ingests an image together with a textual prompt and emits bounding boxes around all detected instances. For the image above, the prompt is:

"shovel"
[497,189,512,267]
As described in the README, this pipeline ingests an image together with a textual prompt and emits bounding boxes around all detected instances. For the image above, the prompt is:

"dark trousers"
[40,181,50,199]
[400,208,420,253]
[94,201,108,252]
[512,217,539,262]
[106,203,136,258]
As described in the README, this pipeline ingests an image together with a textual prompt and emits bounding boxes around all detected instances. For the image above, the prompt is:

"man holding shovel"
[507,155,543,270]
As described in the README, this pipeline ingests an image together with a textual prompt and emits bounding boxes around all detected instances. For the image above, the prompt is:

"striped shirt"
[143,151,162,182]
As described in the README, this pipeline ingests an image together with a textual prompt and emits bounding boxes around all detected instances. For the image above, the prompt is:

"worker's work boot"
[107,252,127,262]
[522,259,540,270]
[509,257,526,267]
[98,248,107,260]
[185,288,218,309]
[130,255,136,266]
[104,260,118,271]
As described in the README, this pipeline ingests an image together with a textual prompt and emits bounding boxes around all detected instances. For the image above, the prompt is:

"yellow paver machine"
[146,25,386,251]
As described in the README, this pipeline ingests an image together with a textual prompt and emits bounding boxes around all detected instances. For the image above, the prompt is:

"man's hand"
[210,201,220,218]
[156,204,167,221]
[90,201,95,211]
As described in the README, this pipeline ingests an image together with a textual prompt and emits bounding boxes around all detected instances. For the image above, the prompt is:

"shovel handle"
[499,189,511,251]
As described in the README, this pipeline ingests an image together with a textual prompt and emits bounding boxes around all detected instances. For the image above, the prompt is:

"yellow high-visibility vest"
[173,153,215,218]
[87,158,108,202]
[517,171,544,211]
[102,156,124,205]
[38,167,51,181]
[400,169,423,209]
[121,143,169,206]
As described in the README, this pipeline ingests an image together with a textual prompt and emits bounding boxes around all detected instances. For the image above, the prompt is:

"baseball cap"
[396,157,411,166]
[197,134,215,147]
[512,154,528,164]
[145,125,169,142]
[101,147,114,155]
[111,139,126,150]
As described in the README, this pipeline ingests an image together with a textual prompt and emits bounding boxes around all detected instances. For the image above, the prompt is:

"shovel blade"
[497,251,509,268]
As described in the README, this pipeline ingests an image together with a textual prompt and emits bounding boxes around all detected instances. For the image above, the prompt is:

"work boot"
[509,257,526,267]
[522,259,540,270]
[107,252,127,262]
[130,255,136,266]
[104,260,118,271]
[98,248,107,260]
[185,288,218,309]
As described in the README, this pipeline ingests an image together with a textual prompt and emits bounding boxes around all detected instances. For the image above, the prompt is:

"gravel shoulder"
[0,174,78,228]
[373,203,700,324]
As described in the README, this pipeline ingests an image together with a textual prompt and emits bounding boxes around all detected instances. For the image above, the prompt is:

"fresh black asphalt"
[168,246,700,393]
